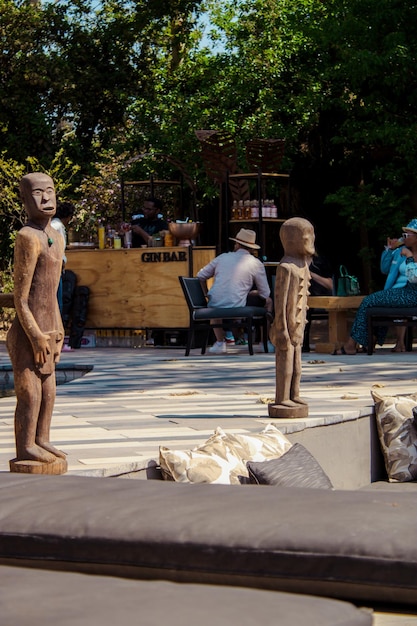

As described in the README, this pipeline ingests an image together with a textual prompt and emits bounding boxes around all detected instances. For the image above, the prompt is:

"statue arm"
[13,232,52,367]
[272,265,291,349]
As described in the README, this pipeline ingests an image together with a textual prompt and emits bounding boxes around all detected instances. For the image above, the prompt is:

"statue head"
[280,217,315,259]
[20,173,56,223]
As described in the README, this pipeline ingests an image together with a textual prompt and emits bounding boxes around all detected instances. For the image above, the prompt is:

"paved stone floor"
[0,338,416,475]
[1,339,417,623]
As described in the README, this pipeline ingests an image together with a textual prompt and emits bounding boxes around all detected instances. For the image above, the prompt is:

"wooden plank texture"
[308,295,364,310]
[66,247,215,329]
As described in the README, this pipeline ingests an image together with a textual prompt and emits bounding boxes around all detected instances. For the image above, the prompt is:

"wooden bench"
[307,295,365,353]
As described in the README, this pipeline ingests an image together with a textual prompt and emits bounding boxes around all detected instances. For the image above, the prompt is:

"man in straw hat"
[197,228,272,353]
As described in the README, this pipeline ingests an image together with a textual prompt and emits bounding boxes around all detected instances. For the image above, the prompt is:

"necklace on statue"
[26,220,54,247]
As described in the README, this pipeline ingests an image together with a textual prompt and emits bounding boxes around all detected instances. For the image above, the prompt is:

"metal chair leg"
[247,319,254,355]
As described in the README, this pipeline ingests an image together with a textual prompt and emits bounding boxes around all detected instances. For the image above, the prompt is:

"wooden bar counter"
[66,246,216,330]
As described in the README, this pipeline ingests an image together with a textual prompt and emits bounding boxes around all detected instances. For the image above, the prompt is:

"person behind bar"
[51,200,75,318]
[130,197,169,248]
[380,233,408,352]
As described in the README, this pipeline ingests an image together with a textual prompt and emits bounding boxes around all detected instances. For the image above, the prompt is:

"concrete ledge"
[0,363,93,397]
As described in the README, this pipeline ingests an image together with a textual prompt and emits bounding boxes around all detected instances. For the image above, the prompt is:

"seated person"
[51,200,75,319]
[302,254,334,352]
[380,236,406,282]
[380,235,409,352]
[197,228,272,354]
[334,219,417,354]
[131,197,168,247]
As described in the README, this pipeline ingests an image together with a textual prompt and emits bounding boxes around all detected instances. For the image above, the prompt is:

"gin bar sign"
[141,251,188,263]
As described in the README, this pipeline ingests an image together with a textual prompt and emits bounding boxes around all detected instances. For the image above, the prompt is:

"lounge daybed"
[0,472,415,621]
[0,390,416,623]
[0,563,372,626]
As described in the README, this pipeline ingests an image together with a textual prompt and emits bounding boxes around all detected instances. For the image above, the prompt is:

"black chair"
[179,276,269,356]
[366,307,417,355]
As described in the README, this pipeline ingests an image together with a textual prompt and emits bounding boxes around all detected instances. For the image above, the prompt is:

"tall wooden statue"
[269,217,315,419]
[7,172,67,474]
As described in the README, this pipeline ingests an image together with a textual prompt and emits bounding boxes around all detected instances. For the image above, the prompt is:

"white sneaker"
[208,341,227,354]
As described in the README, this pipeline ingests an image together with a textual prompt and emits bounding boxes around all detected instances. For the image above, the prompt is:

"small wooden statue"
[269,217,315,419]
[7,172,67,474]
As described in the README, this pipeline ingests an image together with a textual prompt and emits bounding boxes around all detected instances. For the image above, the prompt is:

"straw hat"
[229,228,260,250]
[402,218,417,234]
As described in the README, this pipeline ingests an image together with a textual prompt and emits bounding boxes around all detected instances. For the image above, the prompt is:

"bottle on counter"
[149,233,162,247]
[98,223,105,249]
[124,230,132,248]
[67,228,75,245]
[164,232,174,246]
[106,226,115,248]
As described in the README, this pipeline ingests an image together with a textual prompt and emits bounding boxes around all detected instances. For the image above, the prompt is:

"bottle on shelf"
[262,199,272,218]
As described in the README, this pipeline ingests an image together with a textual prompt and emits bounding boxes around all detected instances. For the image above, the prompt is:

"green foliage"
[74,149,127,239]
[1,0,417,285]
[0,155,26,275]
[0,150,80,277]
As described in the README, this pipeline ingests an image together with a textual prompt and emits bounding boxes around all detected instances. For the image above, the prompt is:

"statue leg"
[14,368,57,463]
[36,373,66,459]
[275,345,298,407]
[290,344,308,405]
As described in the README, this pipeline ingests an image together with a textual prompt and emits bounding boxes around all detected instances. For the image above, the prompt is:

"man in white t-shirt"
[197,228,272,353]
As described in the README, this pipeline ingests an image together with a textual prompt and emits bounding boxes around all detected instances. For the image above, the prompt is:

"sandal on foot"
[332,346,346,356]
[332,345,357,356]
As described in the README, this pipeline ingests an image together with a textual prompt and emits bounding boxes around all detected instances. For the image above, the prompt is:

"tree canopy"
[1,0,417,288]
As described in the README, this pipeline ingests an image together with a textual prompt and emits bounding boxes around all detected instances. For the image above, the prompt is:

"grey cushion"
[371,391,417,482]
[0,473,416,608]
[194,305,267,320]
[247,443,333,489]
[0,565,372,626]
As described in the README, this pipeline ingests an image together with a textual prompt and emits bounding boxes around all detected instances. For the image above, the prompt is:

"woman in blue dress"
[380,235,409,351]
[333,219,417,354]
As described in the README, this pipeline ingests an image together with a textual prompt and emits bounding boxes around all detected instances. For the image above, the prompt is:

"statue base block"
[268,403,309,419]
[9,457,68,475]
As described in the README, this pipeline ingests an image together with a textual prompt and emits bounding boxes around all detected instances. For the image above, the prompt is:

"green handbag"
[336,265,360,297]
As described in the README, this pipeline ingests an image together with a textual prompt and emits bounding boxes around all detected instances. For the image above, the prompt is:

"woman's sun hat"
[402,218,417,233]
[229,228,260,250]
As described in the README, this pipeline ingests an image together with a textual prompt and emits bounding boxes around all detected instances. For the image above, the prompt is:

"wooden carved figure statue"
[7,172,67,474]
[269,217,315,419]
